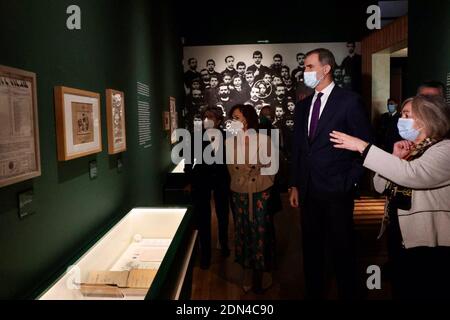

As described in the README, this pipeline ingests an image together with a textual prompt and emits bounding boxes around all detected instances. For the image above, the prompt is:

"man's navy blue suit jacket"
[290,85,374,201]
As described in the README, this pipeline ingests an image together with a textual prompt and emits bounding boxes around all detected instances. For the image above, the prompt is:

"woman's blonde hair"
[399,97,414,113]
[412,95,450,140]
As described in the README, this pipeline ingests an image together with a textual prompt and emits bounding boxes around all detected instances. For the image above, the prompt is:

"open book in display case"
[38,207,197,300]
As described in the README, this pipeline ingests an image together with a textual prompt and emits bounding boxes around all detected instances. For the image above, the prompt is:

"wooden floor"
[191,194,392,300]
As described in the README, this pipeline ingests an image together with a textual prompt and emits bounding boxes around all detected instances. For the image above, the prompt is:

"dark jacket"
[247,64,271,81]
[290,85,373,201]
[377,112,402,153]
[184,129,230,188]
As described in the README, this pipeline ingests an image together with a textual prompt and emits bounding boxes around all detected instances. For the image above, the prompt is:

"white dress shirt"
[308,81,336,134]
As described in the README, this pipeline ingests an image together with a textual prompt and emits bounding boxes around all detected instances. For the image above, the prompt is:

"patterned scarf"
[384,138,437,210]
[377,138,437,239]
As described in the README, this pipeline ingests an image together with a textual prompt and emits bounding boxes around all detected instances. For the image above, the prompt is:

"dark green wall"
[408,0,450,96]
[0,0,184,299]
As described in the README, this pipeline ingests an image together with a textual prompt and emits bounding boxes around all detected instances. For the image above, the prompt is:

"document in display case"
[38,207,197,300]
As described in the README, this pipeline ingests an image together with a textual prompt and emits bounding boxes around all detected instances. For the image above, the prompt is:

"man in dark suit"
[247,51,271,82]
[184,58,200,89]
[206,59,222,82]
[221,56,238,79]
[341,42,362,93]
[216,83,235,117]
[289,48,373,299]
[377,98,402,153]
[269,53,284,77]
[292,52,306,84]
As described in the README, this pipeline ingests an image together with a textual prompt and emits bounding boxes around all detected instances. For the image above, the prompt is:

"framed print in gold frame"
[169,97,178,144]
[106,89,127,154]
[163,111,170,131]
[0,65,41,188]
[54,86,102,161]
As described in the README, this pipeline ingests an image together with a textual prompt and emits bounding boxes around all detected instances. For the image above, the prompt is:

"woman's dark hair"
[201,106,224,124]
[229,104,259,130]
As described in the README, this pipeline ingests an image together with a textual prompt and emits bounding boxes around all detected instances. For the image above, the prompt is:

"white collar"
[315,81,335,97]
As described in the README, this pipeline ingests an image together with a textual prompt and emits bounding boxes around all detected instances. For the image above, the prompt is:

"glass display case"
[164,159,190,205]
[38,207,197,300]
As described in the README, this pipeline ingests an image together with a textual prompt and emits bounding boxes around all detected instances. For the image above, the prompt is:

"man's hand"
[393,140,414,159]
[289,187,299,208]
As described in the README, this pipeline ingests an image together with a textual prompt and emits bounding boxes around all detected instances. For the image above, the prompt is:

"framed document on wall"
[106,89,127,154]
[0,65,41,188]
[169,97,178,144]
[54,86,102,161]
[163,111,170,131]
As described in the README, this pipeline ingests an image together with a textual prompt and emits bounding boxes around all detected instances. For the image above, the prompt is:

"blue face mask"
[304,70,325,89]
[387,103,397,113]
[397,118,421,142]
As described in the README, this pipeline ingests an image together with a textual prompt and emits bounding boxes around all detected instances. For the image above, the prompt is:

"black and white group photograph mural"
[182,41,362,134]
[182,42,361,179]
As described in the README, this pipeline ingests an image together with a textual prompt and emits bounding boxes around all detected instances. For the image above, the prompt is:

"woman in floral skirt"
[226,104,276,294]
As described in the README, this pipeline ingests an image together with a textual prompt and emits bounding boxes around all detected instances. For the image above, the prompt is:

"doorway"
[371,41,408,122]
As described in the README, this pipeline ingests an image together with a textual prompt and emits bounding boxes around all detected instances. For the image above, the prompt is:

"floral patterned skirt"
[231,189,275,271]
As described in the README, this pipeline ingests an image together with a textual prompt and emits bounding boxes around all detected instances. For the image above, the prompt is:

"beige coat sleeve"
[364,141,450,189]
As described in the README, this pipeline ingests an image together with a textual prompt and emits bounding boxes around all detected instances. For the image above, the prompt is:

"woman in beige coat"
[330,95,450,299]
[226,104,276,294]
